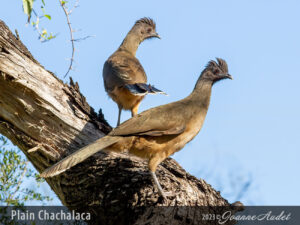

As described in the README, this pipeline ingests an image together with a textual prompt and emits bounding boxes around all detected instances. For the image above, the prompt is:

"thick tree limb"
[0,20,239,224]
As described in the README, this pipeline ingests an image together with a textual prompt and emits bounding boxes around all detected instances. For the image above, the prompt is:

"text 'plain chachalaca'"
[41,58,232,199]
[103,17,166,126]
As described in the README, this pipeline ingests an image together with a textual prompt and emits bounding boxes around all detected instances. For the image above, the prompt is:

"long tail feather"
[40,136,120,178]
[125,83,167,96]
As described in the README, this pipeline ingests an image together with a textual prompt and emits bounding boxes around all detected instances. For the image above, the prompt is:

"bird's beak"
[152,33,161,39]
[224,73,233,80]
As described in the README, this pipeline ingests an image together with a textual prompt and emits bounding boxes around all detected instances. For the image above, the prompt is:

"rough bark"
[0,20,240,225]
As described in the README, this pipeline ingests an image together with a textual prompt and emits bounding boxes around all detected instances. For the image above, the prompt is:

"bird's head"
[200,58,233,84]
[131,17,160,41]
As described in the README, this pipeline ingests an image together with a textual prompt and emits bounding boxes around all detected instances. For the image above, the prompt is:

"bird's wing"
[109,102,187,137]
[103,52,147,92]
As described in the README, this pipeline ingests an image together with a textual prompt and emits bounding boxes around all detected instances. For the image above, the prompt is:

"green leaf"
[41,0,45,6]
[47,33,57,40]
[41,6,45,14]
[22,0,34,22]
[44,14,51,20]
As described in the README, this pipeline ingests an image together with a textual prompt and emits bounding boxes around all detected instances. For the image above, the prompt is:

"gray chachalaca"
[103,17,166,126]
[41,58,232,198]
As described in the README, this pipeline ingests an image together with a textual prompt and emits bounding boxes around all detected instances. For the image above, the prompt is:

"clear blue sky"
[1,0,300,205]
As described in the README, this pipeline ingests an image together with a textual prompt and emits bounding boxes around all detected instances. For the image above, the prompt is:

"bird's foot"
[150,171,172,202]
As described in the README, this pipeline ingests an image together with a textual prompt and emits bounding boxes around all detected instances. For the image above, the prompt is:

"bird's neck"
[119,31,141,55]
[188,79,213,109]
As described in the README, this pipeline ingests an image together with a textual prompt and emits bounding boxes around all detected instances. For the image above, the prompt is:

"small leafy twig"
[22,0,56,42]
[22,0,33,22]
[0,139,53,206]
[21,0,94,78]
[8,162,28,204]
[31,10,50,43]
[59,0,76,78]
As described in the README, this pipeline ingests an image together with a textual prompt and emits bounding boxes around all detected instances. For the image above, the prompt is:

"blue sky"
[1,0,300,205]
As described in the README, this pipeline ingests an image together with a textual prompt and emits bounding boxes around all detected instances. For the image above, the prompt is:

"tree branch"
[0,20,239,224]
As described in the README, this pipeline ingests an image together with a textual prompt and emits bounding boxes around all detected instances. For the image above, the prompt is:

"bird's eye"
[147,28,152,33]
[214,69,220,74]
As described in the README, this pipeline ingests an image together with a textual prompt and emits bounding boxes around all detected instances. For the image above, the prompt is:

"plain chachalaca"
[103,17,166,126]
[41,58,232,199]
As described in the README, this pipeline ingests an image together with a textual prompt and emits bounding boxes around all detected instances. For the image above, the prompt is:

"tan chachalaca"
[41,58,232,199]
[103,17,166,126]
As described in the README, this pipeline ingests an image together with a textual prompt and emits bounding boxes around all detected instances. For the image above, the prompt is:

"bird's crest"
[206,58,228,73]
[135,17,156,29]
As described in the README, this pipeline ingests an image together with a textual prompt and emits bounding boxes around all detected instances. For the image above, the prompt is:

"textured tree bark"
[0,20,240,224]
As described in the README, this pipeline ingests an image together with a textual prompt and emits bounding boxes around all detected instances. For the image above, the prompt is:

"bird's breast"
[110,87,144,110]
[173,116,206,152]
[127,116,206,160]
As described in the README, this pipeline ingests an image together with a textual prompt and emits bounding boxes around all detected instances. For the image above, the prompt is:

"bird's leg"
[150,170,167,199]
[148,157,171,199]
[131,101,141,117]
[117,105,122,127]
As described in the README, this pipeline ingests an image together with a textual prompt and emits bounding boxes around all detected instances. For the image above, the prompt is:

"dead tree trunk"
[0,20,238,225]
